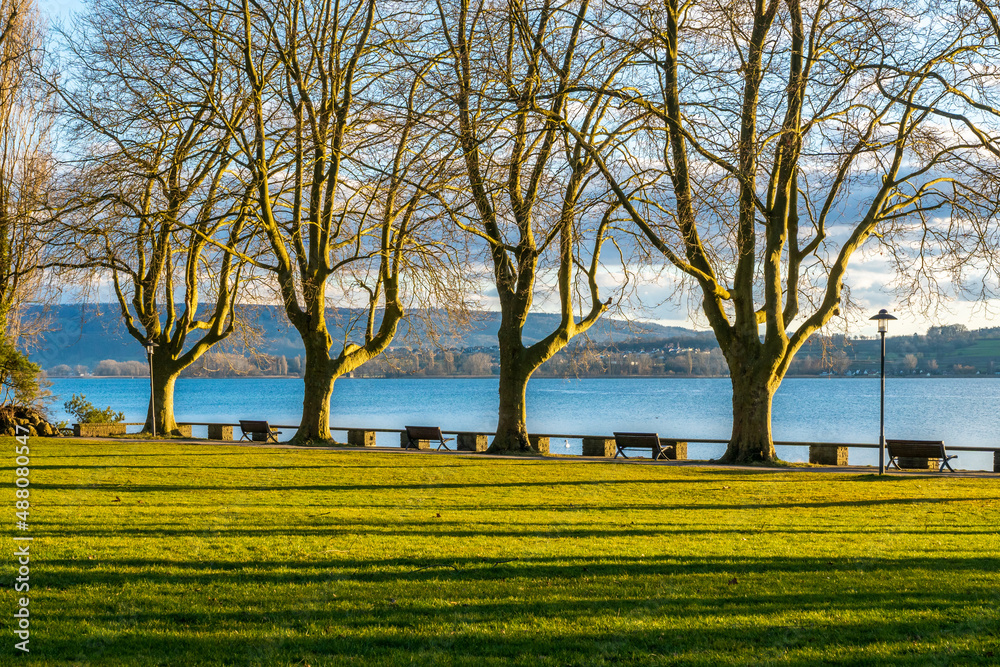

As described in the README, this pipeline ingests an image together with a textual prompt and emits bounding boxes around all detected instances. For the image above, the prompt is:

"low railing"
[66,420,988,472]
[174,422,1000,451]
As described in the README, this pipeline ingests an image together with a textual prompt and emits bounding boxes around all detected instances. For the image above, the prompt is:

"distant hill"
[24,304,705,370]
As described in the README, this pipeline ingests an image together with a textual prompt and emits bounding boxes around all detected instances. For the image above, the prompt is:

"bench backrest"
[886,439,946,458]
[613,432,661,447]
[405,425,445,441]
[240,420,271,434]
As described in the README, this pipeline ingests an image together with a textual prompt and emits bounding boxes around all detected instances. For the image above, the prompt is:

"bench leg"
[401,435,430,450]
[615,447,629,459]
[941,457,957,473]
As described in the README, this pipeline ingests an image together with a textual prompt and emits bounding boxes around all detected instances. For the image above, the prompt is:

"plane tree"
[56,0,257,435]
[430,0,642,452]
[207,0,464,442]
[539,0,1000,461]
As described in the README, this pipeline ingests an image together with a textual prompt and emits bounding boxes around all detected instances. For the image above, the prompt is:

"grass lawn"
[3,438,1000,666]
[953,339,1000,359]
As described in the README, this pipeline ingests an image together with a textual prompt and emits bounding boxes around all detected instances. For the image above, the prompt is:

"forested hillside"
[31,304,698,372]
[36,306,1000,378]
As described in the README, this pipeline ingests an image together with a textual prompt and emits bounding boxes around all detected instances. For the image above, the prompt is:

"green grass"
[4,438,1000,666]
[953,339,1000,357]
[948,340,1000,370]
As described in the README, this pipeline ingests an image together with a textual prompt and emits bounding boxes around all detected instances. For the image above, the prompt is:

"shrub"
[63,393,124,424]
[0,337,43,406]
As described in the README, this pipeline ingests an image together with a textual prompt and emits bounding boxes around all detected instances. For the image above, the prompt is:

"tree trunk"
[143,358,182,436]
[491,363,532,452]
[720,368,778,463]
[490,322,534,453]
[293,332,335,444]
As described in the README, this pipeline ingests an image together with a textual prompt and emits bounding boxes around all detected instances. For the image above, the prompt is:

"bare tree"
[198,0,465,443]
[56,0,256,435]
[0,0,52,342]
[431,0,636,452]
[545,0,1000,461]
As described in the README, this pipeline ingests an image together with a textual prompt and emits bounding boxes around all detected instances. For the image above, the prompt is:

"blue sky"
[39,0,81,21]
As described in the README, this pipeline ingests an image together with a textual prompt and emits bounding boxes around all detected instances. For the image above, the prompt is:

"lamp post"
[869,309,897,474]
[143,340,158,438]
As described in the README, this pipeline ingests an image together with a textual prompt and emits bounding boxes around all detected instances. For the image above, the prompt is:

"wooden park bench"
[613,432,671,461]
[403,425,454,451]
[886,439,957,472]
[239,420,282,443]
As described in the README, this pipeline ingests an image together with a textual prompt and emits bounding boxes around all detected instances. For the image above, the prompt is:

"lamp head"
[869,309,897,334]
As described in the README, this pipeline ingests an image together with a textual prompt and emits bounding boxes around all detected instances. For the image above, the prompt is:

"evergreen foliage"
[62,393,124,424]
[0,336,42,406]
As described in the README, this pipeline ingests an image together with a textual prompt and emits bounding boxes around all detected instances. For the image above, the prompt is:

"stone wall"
[529,435,550,454]
[348,429,377,447]
[457,433,489,452]
[809,445,848,466]
[74,423,127,437]
[582,437,615,457]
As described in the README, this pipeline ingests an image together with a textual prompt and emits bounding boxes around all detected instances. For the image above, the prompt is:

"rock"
[0,406,59,438]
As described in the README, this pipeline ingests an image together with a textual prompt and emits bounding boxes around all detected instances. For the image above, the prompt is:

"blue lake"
[46,376,1000,471]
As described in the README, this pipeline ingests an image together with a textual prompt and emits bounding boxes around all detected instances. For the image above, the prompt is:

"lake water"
[46,376,1000,471]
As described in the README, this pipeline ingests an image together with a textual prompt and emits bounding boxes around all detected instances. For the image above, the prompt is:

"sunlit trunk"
[489,321,534,453]
[721,366,778,463]
[293,331,335,444]
[143,356,181,436]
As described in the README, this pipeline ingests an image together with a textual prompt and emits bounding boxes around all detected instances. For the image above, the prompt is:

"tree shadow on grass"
[31,464,371,471]
[33,519,1000,541]
[27,478,709,493]
[38,451,256,458]
[38,552,1000,584]
[28,480,1000,512]
[34,553,1000,666]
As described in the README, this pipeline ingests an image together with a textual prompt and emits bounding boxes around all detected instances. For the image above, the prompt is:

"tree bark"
[143,355,182,436]
[293,329,336,444]
[491,364,532,453]
[489,318,534,453]
[721,366,778,463]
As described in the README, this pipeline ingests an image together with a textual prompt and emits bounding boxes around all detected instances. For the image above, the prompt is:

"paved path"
[52,436,1000,478]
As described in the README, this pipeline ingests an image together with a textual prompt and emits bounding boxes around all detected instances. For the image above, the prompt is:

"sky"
[35,0,1000,338]
[38,0,80,22]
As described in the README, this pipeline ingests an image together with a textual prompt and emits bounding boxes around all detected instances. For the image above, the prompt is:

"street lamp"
[869,309,897,475]
[143,340,158,438]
